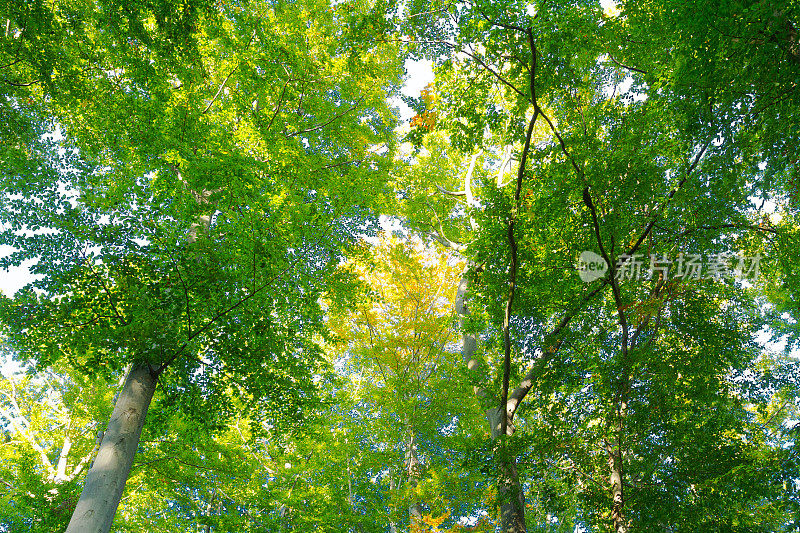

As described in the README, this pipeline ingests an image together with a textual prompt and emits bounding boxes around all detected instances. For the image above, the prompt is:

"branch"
[538,108,584,178]
[584,186,628,356]
[464,150,481,208]
[266,78,290,131]
[202,65,238,115]
[607,54,647,74]
[458,45,528,101]
[0,57,23,70]
[622,140,711,261]
[82,254,127,325]
[527,29,537,104]
[0,402,54,476]
[201,30,256,115]
[496,144,514,187]
[289,97,364,137]
[154,265,288,374]
[2,78,39,87]
[506,280,608,416]
[423,200,466,252]
[500,109,538,437]
[69,450,95,481]
[132,454,234,474]
[376,36,528,102]
[434,184,467,197]
[423,228,466,252]
[473,5,528,32]
[671,222,780,239]
[561,457,607,488]
[522,30,585,181]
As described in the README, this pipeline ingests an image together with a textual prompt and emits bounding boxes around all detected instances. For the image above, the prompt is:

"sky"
[0,252,37,297]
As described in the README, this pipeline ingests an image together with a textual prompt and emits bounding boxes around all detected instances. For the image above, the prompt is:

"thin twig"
[289,97,364,137]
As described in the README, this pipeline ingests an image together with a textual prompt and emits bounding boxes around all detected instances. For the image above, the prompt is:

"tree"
[1,0,798,530]
[0,0,403,530]
[244,233,489,532]
[0,357,112,532]
[327,233,484,531]
[392,0,798,530]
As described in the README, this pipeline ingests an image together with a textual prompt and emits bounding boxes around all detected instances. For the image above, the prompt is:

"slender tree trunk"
[389,471,399,533]
[65,364,158,533]
[607,386,628,533]
[457,273,527,533]
[607,440,626,533]
[405,427,423,528]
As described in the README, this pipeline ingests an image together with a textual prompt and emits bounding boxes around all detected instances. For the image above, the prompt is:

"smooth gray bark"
[457,273,527,533]
[405,428,423,528]
[65,364,157,533]
[454,269,484,394]
[488,408,527,533]
[608,443,627,533]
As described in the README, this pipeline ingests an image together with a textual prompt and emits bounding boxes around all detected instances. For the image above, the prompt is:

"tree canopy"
[1,0,799,532]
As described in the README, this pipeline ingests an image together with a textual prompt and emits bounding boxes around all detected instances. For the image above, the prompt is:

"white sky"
[393,58,434,121]
[0,245,37,297]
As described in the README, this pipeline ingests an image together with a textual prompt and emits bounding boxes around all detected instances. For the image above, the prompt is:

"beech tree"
[394,0,799,531]
[0,0,402,530]
[0,360,112,531]
[326,233,483,532]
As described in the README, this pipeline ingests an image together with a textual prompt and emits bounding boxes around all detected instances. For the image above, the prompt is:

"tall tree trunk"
[405,427,423,528]
[607,440,626,533]
[498,454,526,533]
[65,364,158,533]
[389,470,399,533]
[64,179,215,531]
[488,408,527,533]
[457,273,527,533]
[607,383,629,533]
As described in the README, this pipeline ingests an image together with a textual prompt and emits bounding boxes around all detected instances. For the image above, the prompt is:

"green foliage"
[393,0,800,530]
[0,359,114,531]
[0,0,403,430]
[1,0,799,531]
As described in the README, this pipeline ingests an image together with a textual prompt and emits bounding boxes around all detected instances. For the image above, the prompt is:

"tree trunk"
[498,455,526,533]
[405,428,423,529]
[607,441,626,533]
[455,270,481,384]
[457,274,527,533]
[607,392,628,533]
[389,471,399,533]
[65,364,158,533]
[488,408,527,533]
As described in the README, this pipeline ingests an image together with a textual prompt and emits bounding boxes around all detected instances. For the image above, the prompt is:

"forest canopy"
[0,0,799,532]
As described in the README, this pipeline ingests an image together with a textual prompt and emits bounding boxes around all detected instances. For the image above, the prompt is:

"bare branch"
[202,65,238,115]
[434,184,467,197]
